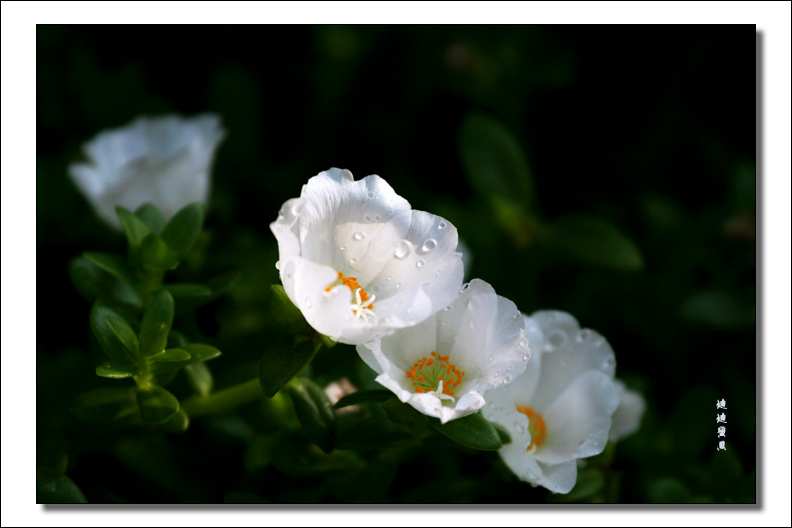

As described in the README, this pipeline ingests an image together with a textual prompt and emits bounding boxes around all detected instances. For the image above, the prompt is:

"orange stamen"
[515,405,547,452]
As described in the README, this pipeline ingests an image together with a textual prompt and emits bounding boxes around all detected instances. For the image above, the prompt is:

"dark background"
[37,25,756,503]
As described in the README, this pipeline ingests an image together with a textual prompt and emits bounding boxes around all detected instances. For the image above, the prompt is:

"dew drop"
[394,240,411,260]
[522,354,530,361]
[386,275,392,281]
[489,355,494,362]
[353,232,365,241]
[339,244,348,252]
[364,215,372,222]
[419,239,437,253]
[505,375,512,383]
[435,270,442,276]
[395,282,401,290]
[443,306,452,311]
[519,338,528,347]
[416,259,425,268]
[548,313,558,321]
[578,329,592,341]
[374,215,381,221]
[366,191,375,199]
[349,257,358,265]
[304,297,312,308]
[275,260,281,270]
[547,330,566,348]
[438,221,447,229]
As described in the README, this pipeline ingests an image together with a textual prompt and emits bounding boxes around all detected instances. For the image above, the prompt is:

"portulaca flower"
[482,311,620,494]
[356,279,530,423]
[609,380,646,442]
[69,113,226,229]
[271,168,465,345]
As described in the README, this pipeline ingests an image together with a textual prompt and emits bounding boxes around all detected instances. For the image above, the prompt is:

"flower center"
[406,351,466,399]
[325,272,375,322]
[516,405,547,452]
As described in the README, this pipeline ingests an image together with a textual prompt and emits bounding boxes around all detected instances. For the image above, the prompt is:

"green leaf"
[182,343,221,363]
[83,252,131,280]
[184,362,213,397]
[90,303,137,363]
[69,256,143,307]
[138,290,174,357]
[159,409,190,433]
[335,418,412,450]
[269,284,309,335]
[459,111,535,209]
[333,389,392,409]
[95,361,138,378]
[116,206,151,249]
[161,202,204,257]
[150,348,191,362]
[165,283,212,299]
[383,396,423,424]
[106,317,139,356]
[287,377,337,453]
[139,232,179,270]
[492,423,512,445]
[258,336,316,397]
[37,467,87,503]
[429,412,503,451]
[541,214,644,271]
[136,386,180,424]
[71,387,138,422]
[135,203,166,235]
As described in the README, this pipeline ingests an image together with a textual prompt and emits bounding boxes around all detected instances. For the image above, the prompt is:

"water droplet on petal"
[353,232,365,241]
[366,191,375,199]
[547,330,566,348]
[416,259,425,268]
[420,239,437,253]
[489,355,494,362]
[386,275,392,281]
[304,298,312,308]
[443,306,452,311]
[514,423,525,433]
[578,329,592,341]
[522,354,530,361]
[438,221,447,229]
[364,215,372,222]
[395,282,401,289]
[519,338,528,347]
[275,261,281,270]
[505,375,511,383]
[394,240,411,259]
[374,215,381,221]
[339,245,348,251]
[349,257,358,265]
[435,270,442,276]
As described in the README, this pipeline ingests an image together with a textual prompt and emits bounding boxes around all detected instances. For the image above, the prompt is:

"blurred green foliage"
[37,25,755,503]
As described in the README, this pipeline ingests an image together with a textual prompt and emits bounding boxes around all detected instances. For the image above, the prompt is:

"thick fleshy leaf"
[95,361,138,378]
[116,205,150,249]
[383,396,423,424]
[90,304,137,363]
[136,386,180,424]
[258,337,316,398]
[83,252,132,280]
[71,387,138,422]
[541,214,643,271]
[458,112,534,209]
[166,283,212,299]
[69,256,143,307]
[139,290,174,357]
[429,412,503,451]
[140,232,179,270]
[182,343,221,363]
[184,362,213,397]
[159,409,190,433]
[161,202,204,257]
[135,203,166,234]
[269,284,309,335]
[287,377,337,453]
[106,317,139,356]
[333,389,392,409]
[37,467,88,504]
[150,348,191,362]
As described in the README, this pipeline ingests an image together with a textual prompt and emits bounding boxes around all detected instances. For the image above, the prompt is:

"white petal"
[526,310,616,411]
[533,370,619,465]
[289,256,356,342]
[481,387,544,483]
[535,460,578,494]
[609,380,646,442]
[504,315,545,405]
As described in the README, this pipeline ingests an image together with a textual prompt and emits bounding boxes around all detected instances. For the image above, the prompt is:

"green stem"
[181,379,263,418]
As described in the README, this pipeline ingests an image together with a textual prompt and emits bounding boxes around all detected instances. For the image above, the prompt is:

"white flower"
[609,380,646,442]
[482,311,620,494]
[69,113,226,229]
[271,168,465,345]
[356,279,530,424]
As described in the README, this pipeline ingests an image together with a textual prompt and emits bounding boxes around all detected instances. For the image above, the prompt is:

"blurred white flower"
[69,113,226,229]
[609,380,646,442]
[271,168,464,345]
[356,279,530,424]
[323,378,362,416]
[482,311,620,494]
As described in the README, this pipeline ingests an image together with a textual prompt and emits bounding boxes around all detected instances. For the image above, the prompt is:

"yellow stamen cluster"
[326,272,375,317]
[516,405,547,452]
[406,351,465,397]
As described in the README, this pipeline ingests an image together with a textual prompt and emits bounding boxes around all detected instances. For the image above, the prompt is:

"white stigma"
[426,379,456,403]
[351,288,376,323]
